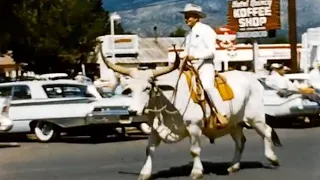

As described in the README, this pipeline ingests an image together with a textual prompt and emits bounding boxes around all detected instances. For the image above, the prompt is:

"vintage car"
[38,73,72,80]
[0,98,14,132]
[258,78,320,121]
[259,73,312,89]
[0,80,147,142]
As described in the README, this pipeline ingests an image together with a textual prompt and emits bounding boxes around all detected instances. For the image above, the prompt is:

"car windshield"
[258,79,275,90]
[50,76,71,80]
[42,84,94,98]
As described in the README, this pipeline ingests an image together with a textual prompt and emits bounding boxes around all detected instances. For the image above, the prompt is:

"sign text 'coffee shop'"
[227,0,281,38]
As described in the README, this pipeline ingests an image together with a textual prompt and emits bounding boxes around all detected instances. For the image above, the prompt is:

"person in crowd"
[309,62,320,90]
[265,63,298,91]
[74,72,84,82]
[266,63,320,106]
[74,72,92,84]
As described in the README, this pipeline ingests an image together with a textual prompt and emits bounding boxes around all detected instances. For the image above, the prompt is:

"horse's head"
[99,43,180,116]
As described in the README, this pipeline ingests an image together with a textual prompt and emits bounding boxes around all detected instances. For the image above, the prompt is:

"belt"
[192,59,214,67]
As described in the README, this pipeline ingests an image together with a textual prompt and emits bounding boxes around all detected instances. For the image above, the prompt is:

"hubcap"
[41,124,52,135]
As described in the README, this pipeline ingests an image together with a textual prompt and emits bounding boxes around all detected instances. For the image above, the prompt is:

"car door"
[0,85,34,132]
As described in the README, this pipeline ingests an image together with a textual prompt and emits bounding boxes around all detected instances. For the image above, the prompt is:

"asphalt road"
[0,123,320,180]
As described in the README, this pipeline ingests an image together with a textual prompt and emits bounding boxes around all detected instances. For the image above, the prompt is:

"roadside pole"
[227,0,281,73]
[288,0,298,73]
[252,39,259,72]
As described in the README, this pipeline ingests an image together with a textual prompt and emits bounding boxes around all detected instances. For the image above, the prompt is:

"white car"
[0,80,147,142]
[258,78,320,119]
[38,73,72,80]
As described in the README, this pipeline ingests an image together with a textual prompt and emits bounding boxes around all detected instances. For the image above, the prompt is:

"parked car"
[258,78,320,122]
[38,73,72,81]
[0,80,147,142]
[0,97,13,132]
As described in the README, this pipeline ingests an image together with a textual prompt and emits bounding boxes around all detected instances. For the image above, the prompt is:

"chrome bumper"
[290,104,320,114]
[85,106,147,125]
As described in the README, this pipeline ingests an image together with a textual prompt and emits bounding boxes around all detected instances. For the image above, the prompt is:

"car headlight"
[86,113,94,122]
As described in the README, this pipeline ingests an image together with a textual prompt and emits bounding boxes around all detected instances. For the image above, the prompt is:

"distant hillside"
[103,0,320,42]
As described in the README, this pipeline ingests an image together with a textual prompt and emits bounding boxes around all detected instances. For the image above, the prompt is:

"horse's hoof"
[138,174,151,180]
[227,163,240,173]
[190,172,203,179]
[267,158,280,167]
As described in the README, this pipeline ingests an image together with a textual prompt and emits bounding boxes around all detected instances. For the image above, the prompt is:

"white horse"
[98,45,282,180]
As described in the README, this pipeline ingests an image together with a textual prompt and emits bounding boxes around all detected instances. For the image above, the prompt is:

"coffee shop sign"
[227,0,281,38]
[232,0,272,30]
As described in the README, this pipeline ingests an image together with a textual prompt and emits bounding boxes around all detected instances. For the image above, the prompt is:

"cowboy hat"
[283,66,291,71]
[179,3,207,18]
[270,63,283,69]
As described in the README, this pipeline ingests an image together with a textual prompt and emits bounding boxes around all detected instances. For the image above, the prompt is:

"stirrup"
[216,113,228,126]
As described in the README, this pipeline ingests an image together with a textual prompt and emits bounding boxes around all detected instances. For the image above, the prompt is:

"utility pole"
[153,26,158,43]
[288,0,298,72]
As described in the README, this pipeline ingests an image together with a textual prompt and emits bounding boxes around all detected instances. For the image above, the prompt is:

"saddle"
[182,65,234,136]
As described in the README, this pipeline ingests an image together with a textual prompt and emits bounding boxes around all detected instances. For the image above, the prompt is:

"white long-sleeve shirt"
[265,71,298,91]
[180,22,216,64]
[309,68,320,89]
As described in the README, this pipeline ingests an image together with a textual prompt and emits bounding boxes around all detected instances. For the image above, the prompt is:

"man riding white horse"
[177,4,228,125]
[97,4,282,180]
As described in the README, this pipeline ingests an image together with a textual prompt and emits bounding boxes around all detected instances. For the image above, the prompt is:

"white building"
[97,34,302,79]
[96,35,183,79]
[168,43,302,72]
[300,27,320,73]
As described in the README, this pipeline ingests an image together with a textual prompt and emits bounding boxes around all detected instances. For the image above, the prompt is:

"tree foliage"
[0,0,125,73]
[169,27,187,37]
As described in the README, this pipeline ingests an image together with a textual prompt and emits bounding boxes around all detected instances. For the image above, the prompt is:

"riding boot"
[215,113,228,128]
[205,89,229,128]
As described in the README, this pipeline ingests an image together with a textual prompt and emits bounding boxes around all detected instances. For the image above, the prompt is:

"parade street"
[0,124,319,180]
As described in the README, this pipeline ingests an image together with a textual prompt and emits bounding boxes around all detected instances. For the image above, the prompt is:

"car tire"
[34,121,60,142]
[90,131,107,142]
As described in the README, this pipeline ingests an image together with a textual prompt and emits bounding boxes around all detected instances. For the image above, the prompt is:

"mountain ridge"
[103,0,320,41]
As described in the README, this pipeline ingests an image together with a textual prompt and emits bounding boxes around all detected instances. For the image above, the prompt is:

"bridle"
[143,81,179,115]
